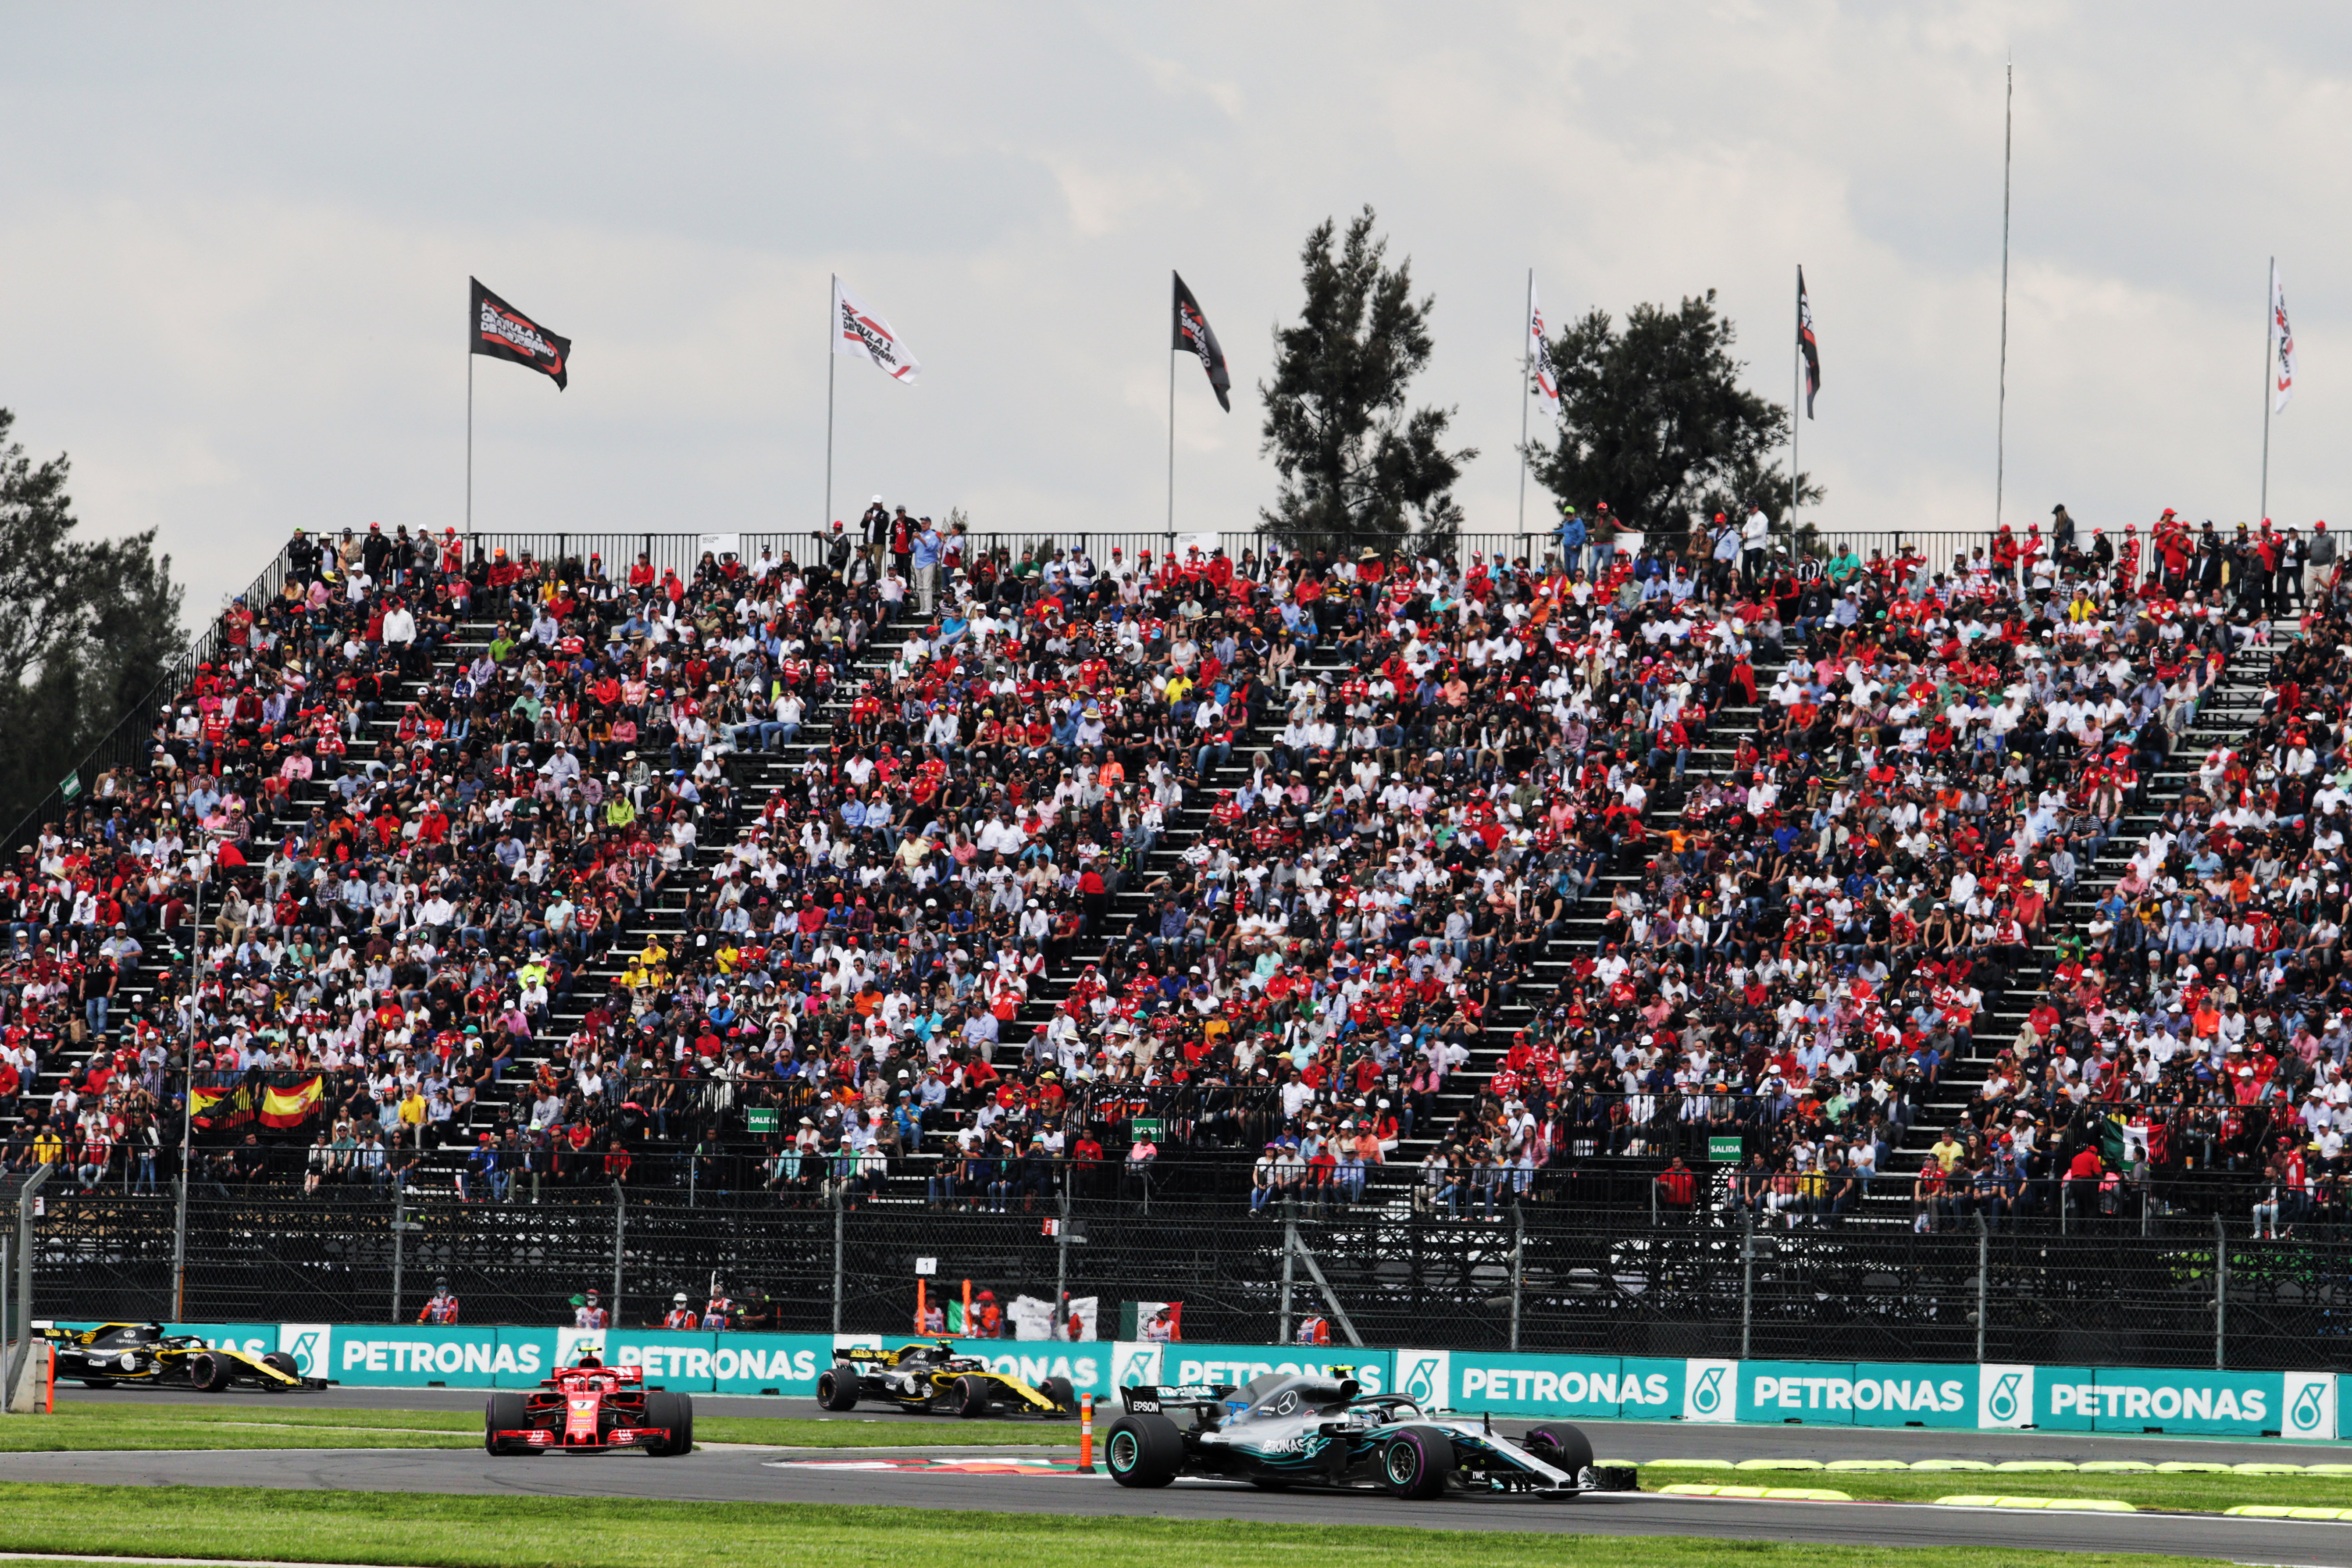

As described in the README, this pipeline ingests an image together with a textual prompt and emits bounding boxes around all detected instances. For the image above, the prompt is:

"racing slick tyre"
[187,1352,234,1393]
[1041,1376,1076,1416]
[1379,1425,1454,1500]
[484,1392,530,1455]
[261,1352,300,1388]
[1103,1412,1182,1489]
[956,1374,994,1419]
[642,1391,694,1456]
[1523,1423,1592,1483]
[815,1368,859,1411]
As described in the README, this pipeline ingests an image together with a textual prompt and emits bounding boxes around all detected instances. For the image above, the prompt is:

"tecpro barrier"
[48,1323,2348,1441]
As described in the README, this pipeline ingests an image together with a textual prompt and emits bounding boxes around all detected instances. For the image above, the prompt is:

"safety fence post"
[2214,1213,2228,1371]
[389,1186,405,1324]
[1278,1210,1296,1346]
[1054,1176,1071,1336]
[1508,1204,1525,1352]
[611,1183,626,1326]
[1739,1214,1754,1361]
[1975,1211,1989,1364]
[7,1165,53,1412]
[830,1191,845,1334]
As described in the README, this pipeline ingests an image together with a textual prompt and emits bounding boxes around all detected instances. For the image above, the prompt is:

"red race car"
[485,1359,694,1456]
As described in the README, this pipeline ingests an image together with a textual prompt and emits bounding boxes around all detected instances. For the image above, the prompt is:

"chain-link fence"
[8,1185,2352,1371]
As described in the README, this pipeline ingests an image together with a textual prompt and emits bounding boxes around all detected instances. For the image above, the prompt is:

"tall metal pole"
[2214,1213,2228,1371]
[1995,55,2013,532]
[1054,1177,1071,1339]
[1278,1214,1297,1345]
[465,347,475,534]
[1508,1204,1525,1352]
[1789,265,1801,536]
[824,275,838,533]
[610,1182,626,1327]
[390,1183,404,1325]
[830,1192,844,1334]
[1517,267,1532,535]
[1166,328,1177,539]
[1975,1211,1989,1364]
[171,876,202,1322]
[1740,1215,1754,1361]
[2261,257,2275,524]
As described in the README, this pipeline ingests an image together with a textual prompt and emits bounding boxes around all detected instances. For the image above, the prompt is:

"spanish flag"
[191,1083,254,1131]
[260,1075,324,1129]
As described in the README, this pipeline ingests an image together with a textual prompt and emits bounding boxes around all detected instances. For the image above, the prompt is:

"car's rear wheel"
[815,1368,859,1411]
[484,1392,530,1455]
[187,1352,234,1393]
[1523,1423,1592,1480]
[1380,1426,1453,1499]
[1103,1412,1182,1488]
[1041,1375,1076,1416]
[956,1374,993,1419]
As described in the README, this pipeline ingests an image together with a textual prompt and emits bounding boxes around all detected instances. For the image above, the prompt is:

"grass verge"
[1720,1469,2352,1513]
[0,1405,1062,1452]
[0,1485,2240,1568]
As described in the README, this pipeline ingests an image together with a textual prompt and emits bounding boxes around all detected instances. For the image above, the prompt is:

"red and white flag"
[1528,279,1560,423]
[833,276,920,384]
[2272,259,2296,413]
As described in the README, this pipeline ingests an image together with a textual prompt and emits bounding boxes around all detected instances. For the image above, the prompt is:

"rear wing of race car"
[1119,1382,1235,1413]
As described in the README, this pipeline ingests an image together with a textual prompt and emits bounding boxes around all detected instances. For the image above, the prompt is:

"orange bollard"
[43,1344,54,1413]
[962,1278,971,1337]
[1077,1394,1094,1471]
[915,1280,926,1334]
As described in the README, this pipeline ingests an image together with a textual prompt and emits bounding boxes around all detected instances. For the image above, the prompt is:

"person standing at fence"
[573,1291,608,1330]
[665,1293,698,1330]
[911,517,943,616]
[418,1279,460,1324]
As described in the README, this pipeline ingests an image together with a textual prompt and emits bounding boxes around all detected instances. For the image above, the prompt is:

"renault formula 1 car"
[39,1323,324,1392]
[1105,1371,1636,1498]
[813,1339,1077,1419]
[485,1360,695,1455]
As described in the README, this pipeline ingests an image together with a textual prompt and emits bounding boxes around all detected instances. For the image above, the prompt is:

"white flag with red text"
[2273,259,2296,413]
[1528,279,1560,423]
[833,276,921,384]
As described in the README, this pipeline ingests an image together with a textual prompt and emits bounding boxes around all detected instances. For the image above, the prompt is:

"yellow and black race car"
[39,1323,326,1392]
[814,1339,1074,1418]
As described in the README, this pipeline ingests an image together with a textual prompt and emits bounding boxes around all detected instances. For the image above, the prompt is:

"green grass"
[5,1402,1071,1452]
[1712,1468,2352,1514]
[0,1485,2241,1568]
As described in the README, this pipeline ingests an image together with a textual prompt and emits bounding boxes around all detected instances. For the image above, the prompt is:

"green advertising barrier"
[329,1325,517,1386]
[1450,1354,1680,1419]
[1735,1360,1859,1424]
[1161,1345,1394,1398]
[1848,1362,1976,1427]
[2080,1367,2281,1436]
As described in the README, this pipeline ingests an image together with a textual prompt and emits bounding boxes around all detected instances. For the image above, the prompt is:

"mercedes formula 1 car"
[485,1360,695,1455]
[1105,1371,1637,1498]
[40,1323,324,1392]
[814,1339,1077,1418]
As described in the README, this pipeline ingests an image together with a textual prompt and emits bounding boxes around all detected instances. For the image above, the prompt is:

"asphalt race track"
[9,1441,2352,1563]
[27,1387,2352,1559]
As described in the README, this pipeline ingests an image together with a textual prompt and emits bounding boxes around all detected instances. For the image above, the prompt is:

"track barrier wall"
[40,1321,2350,1441]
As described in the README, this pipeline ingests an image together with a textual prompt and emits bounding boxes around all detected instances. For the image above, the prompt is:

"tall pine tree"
[1258,207,1475,556]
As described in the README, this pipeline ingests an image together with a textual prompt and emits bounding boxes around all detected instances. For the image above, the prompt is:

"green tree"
[1258,206,1476,556]
[0,408,186,833]
[1530,290,1819,552]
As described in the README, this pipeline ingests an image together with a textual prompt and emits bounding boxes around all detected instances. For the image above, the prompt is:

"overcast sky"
[6,2,2348,621]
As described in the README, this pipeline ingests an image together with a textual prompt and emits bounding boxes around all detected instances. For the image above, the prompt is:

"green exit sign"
[745,1107,779,1134]
[1707,1135,1744,1162]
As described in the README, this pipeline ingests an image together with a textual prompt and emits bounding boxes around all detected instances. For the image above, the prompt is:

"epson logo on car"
[2048,1383,2268,1423]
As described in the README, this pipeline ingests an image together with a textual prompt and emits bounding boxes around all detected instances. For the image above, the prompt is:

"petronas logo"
[1692,1365,1726,1415]
[1401,1356,1441,1403]
[1986,1372,2024,1423]
[2292,1379,2328,1433]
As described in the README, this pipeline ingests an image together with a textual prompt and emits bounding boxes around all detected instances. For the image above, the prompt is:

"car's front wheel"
[1523,1423,1592,1481]
[956,1375,993,1419]
[484,1392,530,1455]
[815,1368,859,1411]
[1041,1375,1076,1416]
[186,1352,234,1393]
[1104,1413,1182,1488]
[1379,1426,1453,1499]
[642,1391,695,1456]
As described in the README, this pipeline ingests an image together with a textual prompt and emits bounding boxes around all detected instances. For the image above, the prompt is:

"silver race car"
[1104,1370,1636,1499]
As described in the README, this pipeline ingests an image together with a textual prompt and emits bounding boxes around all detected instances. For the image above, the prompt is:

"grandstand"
[0,511,2332,1253]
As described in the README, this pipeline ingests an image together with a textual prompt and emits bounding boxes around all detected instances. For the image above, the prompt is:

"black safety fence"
[9,1186,2352,1372]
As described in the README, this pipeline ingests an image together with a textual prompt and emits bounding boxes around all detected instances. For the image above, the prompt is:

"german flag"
[260,1075,324,1129]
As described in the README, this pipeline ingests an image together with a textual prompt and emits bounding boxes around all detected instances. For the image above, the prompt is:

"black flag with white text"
[1796,267,1819,419]
[470,278,570,390]
[1172,272,1231,412]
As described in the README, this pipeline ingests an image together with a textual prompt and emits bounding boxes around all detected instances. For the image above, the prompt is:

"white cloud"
[4,0,2352,620]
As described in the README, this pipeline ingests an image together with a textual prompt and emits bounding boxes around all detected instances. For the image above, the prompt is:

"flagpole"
[1996,54,2012,533]
[2262,257,2274,524]
[1789,265,1801,539]
[465,345,473,535]
[825,274,837,535]
[1167,315,1177,540]
[1518,268,1532,535]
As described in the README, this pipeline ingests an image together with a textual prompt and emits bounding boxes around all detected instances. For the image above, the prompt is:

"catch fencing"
[6,1186,2347,1372]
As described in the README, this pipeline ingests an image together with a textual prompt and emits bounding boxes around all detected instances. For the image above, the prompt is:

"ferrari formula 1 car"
[813,1339,1076,1419]
[40,1323,324,1392]
[1105,1371,1637,1498]
[485,1360,695,1455]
